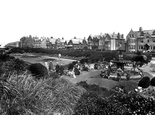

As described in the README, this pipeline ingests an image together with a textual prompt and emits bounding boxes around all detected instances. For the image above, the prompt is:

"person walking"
[55,62,60,74]
[49,61,54,72]
[59,64,64,75]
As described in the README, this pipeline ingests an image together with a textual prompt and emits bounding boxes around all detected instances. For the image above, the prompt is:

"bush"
[76,81,114,97]
[1,58,28,80]
[150,77,155,86]
[44,78,85,115]
[109,91,155,114]
[1,73,85,115]
[113,81,138,93]
[83,66,89,71]
[68,63,74,70]
[138,76,150,88]
[0,54,15,62]
[73,91,130,115]
[74,67,80,75]
[28,63,48,79]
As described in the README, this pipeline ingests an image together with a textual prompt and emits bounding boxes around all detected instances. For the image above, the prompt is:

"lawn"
[12,52,153,90]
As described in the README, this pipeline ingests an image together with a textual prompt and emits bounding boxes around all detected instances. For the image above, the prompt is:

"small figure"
[49,61,54,72]
[59,64,64,75]
[58,53,61,59]
[55,62,60,74]
[44,61,49,71]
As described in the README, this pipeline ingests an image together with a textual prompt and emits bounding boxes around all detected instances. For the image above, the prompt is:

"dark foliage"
[73,91,130,115]
[28,63,48,79]
[0,55,28,80]
[82,66,89,71]
[76,81,114,97]
[74,67,80,75]
[80,58,89,64]
[138,76,150,88]
[150,77,155,86]
[68,63,74,70]
[0,54,15,62]
[109,92,155,114]
[113,81,138,94]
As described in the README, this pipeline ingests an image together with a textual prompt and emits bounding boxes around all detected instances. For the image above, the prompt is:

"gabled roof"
[69,37,83,44]
[82,39,87,44]
[108,33,118,39]
[87,35,93,41]
[49,38,57,44]
[133,29,155,38]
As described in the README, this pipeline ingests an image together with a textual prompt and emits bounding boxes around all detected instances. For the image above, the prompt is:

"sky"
[0,0,155,45]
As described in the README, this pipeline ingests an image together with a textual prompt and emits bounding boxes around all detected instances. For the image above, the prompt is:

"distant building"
[55,38,66,49]
[87,35,93,50]
[19,35,34,48]
[126,27,155,52]
[67,37,83,49]
[98,33,106,50]
[5,41,20,48]
[104,32,125,51]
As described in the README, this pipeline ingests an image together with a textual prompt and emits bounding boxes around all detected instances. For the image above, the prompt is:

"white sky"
[0,0,155,45]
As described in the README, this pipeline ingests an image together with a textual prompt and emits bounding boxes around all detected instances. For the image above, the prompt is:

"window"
[153,46,155,50]
[141,40,143,43]
[150,46,152,50]
[148,39,149,42]
[146,36,149,38]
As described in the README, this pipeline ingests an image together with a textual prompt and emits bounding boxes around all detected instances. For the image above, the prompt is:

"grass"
[0,72,86,115]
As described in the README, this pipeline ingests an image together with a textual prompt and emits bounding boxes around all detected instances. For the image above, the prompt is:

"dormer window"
[140,31,144,36]
[148,40,149,43]
[146,36,149,38]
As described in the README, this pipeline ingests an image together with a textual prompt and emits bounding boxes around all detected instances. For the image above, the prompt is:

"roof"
[70,38,82,44]
[133,29,155,38]
[108,33,118,38]
[49,38,57,44]
[5,41,19,47]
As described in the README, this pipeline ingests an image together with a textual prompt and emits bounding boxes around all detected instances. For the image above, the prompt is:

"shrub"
[109,91,155,114]
[76,81,114,97]
[0,54,15,62]
[73,91,129,115]
[74,68,80,75]
[113,81,138,93]
[1,58,28,80]
[138,76,150,88]
[68,63,74,70]
[1,73,85,115]
[150,77,155,86]
[82,66,89,71]
[43,78,86,115]
[5,73,50,115]
[73,91,108,115]
[28,63,48,79]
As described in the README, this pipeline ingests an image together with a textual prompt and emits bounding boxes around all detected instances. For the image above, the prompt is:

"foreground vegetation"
[1,52,155,115]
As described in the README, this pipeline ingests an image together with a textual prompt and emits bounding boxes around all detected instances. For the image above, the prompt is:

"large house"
[126,27,155,52]
[67,37,83,49]
[55,38,66,49]
[104,32,125,51]
[88,33,125,51]
[18,32,126,51]
[98,33,106,50]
